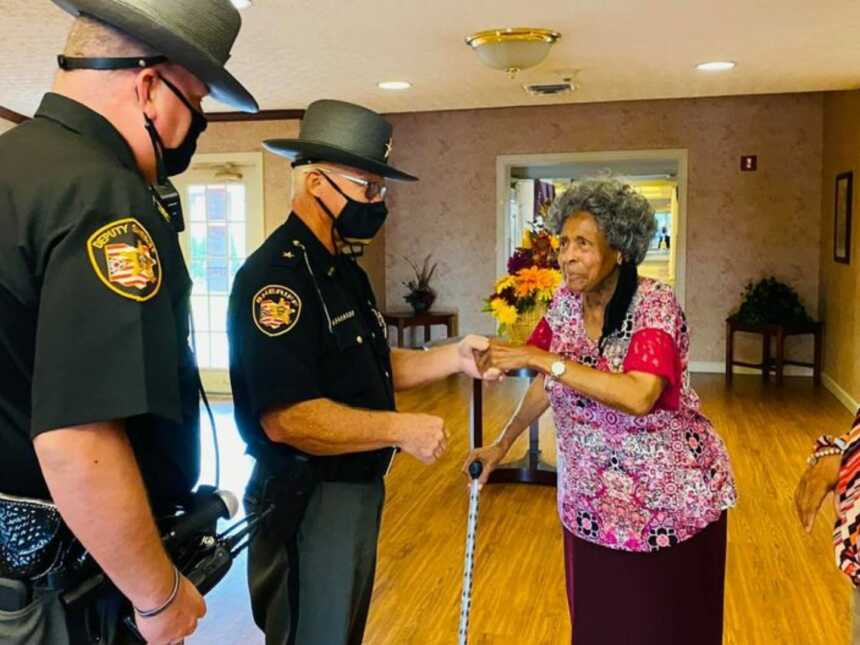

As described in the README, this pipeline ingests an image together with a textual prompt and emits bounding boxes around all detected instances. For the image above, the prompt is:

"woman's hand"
[462,442,510,489]
[794,454,841,533]
[476,339,550,375]
[456,335,503,381]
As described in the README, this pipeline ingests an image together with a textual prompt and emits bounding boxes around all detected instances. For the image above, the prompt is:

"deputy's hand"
[397,413,448,464]
[794,454,841,533]
[476,339,548,375]
[457,335,503,381]
[135,574,206,645]
[463,443,509,489]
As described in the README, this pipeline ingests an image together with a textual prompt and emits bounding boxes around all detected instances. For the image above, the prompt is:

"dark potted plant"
[731,277,813,326]
[403,254,437,314]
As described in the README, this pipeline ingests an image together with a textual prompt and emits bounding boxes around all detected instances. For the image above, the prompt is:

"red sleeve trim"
[623,328,681,412]
[527,317,553,351]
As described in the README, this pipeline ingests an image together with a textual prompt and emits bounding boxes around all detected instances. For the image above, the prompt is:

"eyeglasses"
[319,170,387,201]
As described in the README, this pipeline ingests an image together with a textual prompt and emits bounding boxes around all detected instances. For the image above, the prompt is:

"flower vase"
[505,304,546,345]
[405,289,436,314]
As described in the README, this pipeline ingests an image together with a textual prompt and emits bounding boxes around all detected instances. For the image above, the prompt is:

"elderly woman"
[468,177,737,644]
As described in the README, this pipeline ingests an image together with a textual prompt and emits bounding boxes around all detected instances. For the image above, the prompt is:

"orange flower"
[514,267,561,298]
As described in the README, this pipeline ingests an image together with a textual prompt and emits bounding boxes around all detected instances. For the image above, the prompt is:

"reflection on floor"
[189,375,853,645]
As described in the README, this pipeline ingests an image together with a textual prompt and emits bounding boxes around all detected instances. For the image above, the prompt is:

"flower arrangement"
[485,223,562,340]
[402,254,438,313]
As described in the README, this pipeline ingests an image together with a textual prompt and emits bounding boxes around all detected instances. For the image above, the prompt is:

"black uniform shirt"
[0,93,200,504]
[228,213,395,474]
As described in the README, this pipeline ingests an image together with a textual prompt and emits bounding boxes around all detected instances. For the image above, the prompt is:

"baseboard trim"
[822,373,860,414]
[689,361,813,377]
[689,361,725,374]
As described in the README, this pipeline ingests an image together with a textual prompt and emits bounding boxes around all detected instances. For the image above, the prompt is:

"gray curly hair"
[547,176,657,265]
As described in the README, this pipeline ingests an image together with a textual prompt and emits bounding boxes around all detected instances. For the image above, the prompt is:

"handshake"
[394,335,544,465]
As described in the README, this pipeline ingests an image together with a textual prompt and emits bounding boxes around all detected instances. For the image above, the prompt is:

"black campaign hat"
[52,0,258,112]
[263,100,417,182]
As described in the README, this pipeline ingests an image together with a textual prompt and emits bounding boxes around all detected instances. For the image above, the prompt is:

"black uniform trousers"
[245,464,385,645]
[0,580,134,645]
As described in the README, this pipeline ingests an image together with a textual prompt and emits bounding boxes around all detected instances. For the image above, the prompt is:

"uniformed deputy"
[0,2,256,643]
[227,99,497,645]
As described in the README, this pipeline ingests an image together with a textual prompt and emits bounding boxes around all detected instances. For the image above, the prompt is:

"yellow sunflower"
[490,298,518,326]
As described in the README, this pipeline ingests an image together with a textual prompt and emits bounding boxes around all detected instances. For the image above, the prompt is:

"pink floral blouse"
[529,278,737,552]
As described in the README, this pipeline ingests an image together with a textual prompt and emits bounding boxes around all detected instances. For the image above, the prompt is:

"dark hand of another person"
[462,443,509,489]
[794,454,841,533]
[456,335,502,381]
[476,339,548,375]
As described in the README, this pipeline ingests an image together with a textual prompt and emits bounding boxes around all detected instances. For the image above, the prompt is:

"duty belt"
[257,447,396,483]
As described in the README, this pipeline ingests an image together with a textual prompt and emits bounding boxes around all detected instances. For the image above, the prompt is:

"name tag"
[332,310,356,326]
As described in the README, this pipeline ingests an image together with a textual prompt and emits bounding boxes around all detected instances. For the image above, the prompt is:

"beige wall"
[384,94,824,363]
[196,120,387,308]
[0,117,18,134]
[820,91,860,402]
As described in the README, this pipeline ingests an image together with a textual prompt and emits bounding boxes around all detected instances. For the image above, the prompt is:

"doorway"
[172,152,265,395]
[496,150,688,305]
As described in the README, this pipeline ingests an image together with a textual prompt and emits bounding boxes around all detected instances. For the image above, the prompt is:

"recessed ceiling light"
[696,61,736,72]
[231,0,252,9]
[378,81,412,91]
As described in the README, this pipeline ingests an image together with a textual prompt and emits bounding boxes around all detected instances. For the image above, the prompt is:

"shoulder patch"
[87,218,161,302]
[253,284,302,337]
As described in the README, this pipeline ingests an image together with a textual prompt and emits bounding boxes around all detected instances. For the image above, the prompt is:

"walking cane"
[458,460,483,645]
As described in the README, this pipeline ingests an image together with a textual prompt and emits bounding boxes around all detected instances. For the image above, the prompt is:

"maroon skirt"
[564,512,727,645]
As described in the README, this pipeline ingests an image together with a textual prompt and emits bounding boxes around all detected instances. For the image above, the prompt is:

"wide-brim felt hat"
[53,0,258,113]
[264,99,418,182]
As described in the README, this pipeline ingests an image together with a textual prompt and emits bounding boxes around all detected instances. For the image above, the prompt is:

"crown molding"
[0,105,29,123]
[207,109,305,122]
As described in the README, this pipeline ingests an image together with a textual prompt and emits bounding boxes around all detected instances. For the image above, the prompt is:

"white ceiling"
[2,0,860,117]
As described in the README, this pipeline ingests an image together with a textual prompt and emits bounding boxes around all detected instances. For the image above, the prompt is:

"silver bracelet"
[134,566,180,619]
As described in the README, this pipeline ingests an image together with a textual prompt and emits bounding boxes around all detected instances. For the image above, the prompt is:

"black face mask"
[144,75,208,183]
[316,172,388,250]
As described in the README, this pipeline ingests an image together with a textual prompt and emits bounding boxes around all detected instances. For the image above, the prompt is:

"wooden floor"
[190,374,854,644]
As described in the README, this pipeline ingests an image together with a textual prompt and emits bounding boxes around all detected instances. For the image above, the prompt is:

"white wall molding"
[689,361,813,377]
[822,373,860,414]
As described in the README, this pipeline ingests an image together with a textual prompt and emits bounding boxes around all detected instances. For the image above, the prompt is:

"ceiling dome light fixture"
[696,61,736,72]
[378,81,412,91]
[465,28,561,79]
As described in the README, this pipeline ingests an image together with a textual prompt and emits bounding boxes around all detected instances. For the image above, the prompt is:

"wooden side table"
[382,310,459,348]
[470,369,556,487]
[725,317,823,385]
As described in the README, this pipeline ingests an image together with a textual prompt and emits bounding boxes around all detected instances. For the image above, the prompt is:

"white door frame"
[495,149,689,307]
[173,151,265,394]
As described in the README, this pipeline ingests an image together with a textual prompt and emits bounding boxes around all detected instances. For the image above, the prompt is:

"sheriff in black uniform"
[0,2,256,643]
[228,100,495,645]
[0,93,201,503]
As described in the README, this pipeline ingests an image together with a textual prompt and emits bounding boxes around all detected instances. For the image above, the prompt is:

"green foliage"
[403,254,437,293]
[733,277,812,326]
